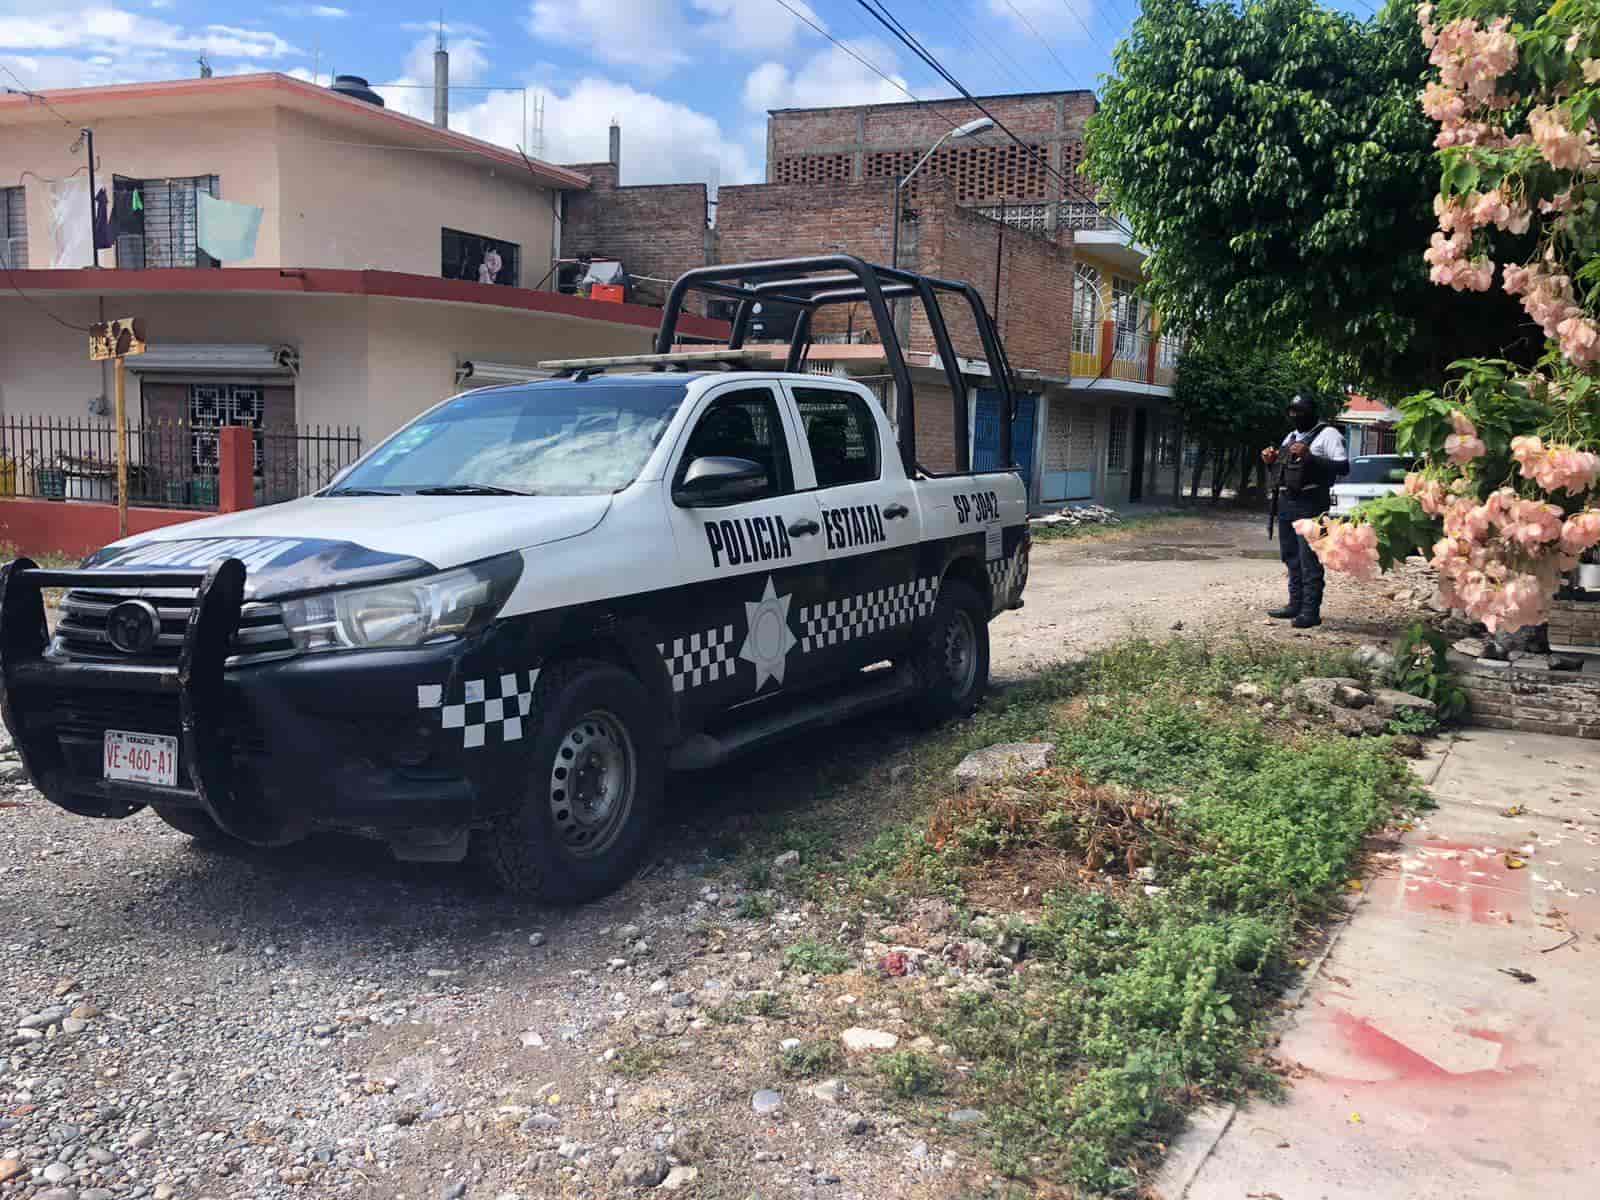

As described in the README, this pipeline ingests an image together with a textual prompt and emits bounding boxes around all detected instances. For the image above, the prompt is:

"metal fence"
[0,416,362,511]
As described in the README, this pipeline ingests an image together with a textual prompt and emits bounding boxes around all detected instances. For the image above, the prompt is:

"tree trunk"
[1209,446,1232,499]
[1189,442,1207,499]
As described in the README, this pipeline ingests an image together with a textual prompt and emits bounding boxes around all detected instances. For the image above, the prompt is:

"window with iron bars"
[1,187,26,269]
[1072,264,1102,357]
[1108,407,1129,471]
[1157,419,1179,467]
[114,175,221,269]
[189,384,264,476]
[1158,329,1185,368]
[1112,276,1144,361]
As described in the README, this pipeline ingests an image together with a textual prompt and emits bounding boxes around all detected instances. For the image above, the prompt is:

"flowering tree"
[1301,0,1600,632]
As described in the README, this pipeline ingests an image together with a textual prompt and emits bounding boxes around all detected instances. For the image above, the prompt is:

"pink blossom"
[1560,510,1600,556]
[1301,519,1381,581]
[1584,58,1600,83]
[1557,314,1600,366]
[1421,81,1466,123]
[1529,105,1594,171]
[1404,472,1449,516]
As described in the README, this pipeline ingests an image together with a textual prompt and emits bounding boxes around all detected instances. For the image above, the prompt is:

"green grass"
[782,938,854,976]
[777,1040,840,1079]
[875,1050,946,1099]
[835,636,1419,1194]
[736,892,776,920]
[613,1044,674,1080]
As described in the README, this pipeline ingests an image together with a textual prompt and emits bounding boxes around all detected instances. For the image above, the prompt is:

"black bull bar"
[0,556,283,842]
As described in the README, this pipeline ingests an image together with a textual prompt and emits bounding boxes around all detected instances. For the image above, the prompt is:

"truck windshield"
[331,381,688,497]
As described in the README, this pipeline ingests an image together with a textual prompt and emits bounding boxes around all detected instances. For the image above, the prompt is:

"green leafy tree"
[1087,0,1536,395]
[1173,339,1340,498]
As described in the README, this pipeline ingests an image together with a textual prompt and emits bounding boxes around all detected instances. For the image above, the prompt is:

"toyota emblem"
[106,599,162,655]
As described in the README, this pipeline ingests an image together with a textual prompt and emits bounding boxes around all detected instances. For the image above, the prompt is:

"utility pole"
[82,127,99,269]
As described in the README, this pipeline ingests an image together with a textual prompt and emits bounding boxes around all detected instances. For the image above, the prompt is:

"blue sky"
[1,0,1376,190]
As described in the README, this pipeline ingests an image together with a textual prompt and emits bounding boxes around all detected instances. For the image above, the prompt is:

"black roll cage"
[654,255,1017,478]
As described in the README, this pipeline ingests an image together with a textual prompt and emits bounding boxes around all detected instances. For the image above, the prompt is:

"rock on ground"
[952,742,1055,786]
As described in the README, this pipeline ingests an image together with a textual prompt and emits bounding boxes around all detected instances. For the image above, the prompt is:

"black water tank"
[330,75,385,107]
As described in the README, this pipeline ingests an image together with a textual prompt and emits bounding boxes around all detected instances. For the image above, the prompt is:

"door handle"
[883,503,910,520]
[788,518,820,536]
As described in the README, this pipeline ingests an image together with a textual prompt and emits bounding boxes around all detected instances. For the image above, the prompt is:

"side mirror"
[673,456,769,507]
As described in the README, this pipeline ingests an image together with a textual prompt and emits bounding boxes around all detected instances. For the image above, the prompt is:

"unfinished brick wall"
[907,191,1075,378]
[561,162,710,307]
[1453,650,1600,738]
[767,93,1096,206]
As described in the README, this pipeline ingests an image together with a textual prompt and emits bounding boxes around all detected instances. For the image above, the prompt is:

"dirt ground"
[0,511,1429,1200]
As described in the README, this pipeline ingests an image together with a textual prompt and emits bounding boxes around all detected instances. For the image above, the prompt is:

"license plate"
[103,730,179,788]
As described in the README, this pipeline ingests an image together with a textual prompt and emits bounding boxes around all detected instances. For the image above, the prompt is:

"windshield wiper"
[413,483,535,496]
[326,487,405,496]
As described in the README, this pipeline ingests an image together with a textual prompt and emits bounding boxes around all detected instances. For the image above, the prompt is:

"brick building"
[559,133,713,311]
[562,92,1185,509]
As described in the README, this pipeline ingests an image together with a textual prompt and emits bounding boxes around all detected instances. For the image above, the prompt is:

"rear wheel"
[907,578,990,725]
[475,660,662,903]
[151,803,228,843]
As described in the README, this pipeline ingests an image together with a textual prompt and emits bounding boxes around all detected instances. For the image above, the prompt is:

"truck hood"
[83,494,612,600]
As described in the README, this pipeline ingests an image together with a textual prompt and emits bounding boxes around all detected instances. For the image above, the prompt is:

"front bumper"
[0,558,503,845]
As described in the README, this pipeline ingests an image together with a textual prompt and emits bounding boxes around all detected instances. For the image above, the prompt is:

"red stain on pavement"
[1371,840,1530,924]
[1324,1011,1534,1088]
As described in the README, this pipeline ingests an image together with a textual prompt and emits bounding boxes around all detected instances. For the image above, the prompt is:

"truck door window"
[678,388,793,499]
[794,388,880,488]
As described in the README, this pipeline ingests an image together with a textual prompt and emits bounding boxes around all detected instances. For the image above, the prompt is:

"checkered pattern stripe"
[659,625,737,692]
[988,554,1019,607]
[417,670,538,750]
[798,577,939,653]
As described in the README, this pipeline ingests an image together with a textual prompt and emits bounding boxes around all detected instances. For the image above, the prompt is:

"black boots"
[1292,612,1322,629]
[1268,605,1298,619]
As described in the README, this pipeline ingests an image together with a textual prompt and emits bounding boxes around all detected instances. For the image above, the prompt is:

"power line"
[854,0,1130,232]
[0,246,95,333]
[0,62,76,127]
[998,0,1098,87]
[1052,0,1115,57]
[927,0,1044,94]
[769,0,936,109]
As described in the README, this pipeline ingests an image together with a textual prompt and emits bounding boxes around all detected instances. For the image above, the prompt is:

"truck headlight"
[281,552,523,652]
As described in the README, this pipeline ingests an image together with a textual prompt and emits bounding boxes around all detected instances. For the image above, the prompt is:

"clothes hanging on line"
[195,191,263,263]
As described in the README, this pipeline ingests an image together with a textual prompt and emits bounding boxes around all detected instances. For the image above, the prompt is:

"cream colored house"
[0,73,723,442]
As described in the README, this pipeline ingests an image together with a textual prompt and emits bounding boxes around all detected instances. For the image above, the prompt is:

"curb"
[1150,735,1454,1199]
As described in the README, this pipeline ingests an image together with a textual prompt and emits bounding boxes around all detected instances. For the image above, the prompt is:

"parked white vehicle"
[1330,454,1415,517]
[0,257,1031,903]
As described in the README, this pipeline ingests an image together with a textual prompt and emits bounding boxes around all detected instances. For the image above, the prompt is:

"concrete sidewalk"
[1158,729,1600,1199]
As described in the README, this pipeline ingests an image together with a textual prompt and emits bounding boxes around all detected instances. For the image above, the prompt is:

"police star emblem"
[739,576,798,691]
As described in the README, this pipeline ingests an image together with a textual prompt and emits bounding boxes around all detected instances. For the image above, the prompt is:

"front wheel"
[907,578,990,725]
[475,660,662,903]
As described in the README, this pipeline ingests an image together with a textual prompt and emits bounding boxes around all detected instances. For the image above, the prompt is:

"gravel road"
[0,512,1426,1200]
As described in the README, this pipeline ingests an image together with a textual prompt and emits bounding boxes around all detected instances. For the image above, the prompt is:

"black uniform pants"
[1278,492,1329,617]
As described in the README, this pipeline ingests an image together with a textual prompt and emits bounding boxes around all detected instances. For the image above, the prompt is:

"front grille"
[44,687,270,784]
[49,587,295,666]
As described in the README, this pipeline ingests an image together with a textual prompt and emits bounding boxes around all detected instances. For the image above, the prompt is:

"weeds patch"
[875,1050,946,1099]
[845,636,1416,1194]
[783,939,853,976]
[777,1040,839,1079]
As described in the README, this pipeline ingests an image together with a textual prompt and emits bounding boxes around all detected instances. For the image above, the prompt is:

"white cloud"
[985,0,1093,41]
[0,9,300,58]
[273,4,348,18]
[742,40,912,112]
[430,76,756,192]
[526,0,688,73]
[690,0,820,55]
[373,34,492,122]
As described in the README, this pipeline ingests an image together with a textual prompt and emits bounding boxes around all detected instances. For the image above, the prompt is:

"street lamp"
[890,116,994,271]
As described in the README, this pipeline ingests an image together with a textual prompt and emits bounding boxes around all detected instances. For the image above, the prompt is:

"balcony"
[968,199,1128,236]
[1069,320,1180,390]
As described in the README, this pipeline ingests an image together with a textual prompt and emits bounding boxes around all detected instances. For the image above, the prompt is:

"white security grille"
[1,187,26,268]
[119,176,219,269]
[189,384,264,475]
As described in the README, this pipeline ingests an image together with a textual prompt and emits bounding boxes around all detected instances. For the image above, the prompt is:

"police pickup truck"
[0,257,1029,902]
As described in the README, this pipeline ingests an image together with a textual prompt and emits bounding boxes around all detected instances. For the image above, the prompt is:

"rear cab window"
[1343,456,1415,485]
[792,387,880,489]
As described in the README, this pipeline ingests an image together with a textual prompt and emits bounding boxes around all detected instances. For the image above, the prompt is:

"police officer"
[1262,395,1348,628]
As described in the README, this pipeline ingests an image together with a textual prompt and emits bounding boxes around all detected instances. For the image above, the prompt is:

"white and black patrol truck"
[0,256,1030,902]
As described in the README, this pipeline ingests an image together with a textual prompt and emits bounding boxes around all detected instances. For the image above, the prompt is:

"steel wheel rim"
[942,608,978,696]
[549,709,636,858]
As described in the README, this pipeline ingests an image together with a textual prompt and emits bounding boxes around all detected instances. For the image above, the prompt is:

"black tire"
[475,660,662,904]
[151,803,228,842]
[908,578,990,725]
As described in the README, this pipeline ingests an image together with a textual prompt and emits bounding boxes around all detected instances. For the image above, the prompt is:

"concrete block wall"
[1452,651,1600,739]
[767,93,1096,207]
